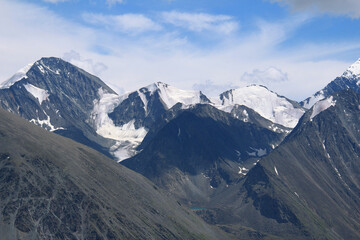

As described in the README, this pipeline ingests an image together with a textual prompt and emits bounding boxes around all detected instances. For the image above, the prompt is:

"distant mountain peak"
[215,85,305,128]
[140,81,210,109]
[0,57,73,90]
[0,62,33,89]
[301,58,360,109]
[342,58,360,79]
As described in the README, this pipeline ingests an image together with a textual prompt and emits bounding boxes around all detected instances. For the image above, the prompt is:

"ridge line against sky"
[1,0,360,100]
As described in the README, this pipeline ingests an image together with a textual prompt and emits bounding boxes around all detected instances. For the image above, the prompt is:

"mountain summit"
[213,85,305,128]
[301,58,360,108]
[0,57,116,157]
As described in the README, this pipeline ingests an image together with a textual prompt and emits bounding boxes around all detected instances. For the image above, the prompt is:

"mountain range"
[2,57,360,239]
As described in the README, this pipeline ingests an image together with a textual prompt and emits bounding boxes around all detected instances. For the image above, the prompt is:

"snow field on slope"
[310,96,336,120]
[216,85,305,128]
[152,82,203,109]
[23,84,49,105]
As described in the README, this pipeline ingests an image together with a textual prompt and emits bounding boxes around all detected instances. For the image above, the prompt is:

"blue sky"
[1,0,360,100]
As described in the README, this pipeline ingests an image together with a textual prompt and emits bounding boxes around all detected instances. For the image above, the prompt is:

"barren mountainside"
[0,107,226,240]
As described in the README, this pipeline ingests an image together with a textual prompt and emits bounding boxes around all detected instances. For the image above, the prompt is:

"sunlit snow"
[274,166,279,176]
[24,84,49,105]
[150,82,204,109]
[342,58,360,78]
[302,91,325,109]
[310,96,336,120]
[91,88,148,161]
[30,113,64,132]
[0,63,33,89]
[213,85,305,128]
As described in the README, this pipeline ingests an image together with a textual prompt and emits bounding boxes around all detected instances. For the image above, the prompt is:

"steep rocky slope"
[207,89,360,239]
[0,107,227,240]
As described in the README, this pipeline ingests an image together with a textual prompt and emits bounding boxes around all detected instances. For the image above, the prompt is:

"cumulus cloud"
[83,13,162,34]
[162,11,239,34]
[271,0,360,18]
[241,67,289,84]
[192,80,239,97]
[63,50,108,76]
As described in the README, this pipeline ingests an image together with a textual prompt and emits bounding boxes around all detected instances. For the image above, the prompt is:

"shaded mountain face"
[301,58,360,108]
[122,104,285,204]
[0,107,227,240]
[0,57,116,158]
[208,89,360,239]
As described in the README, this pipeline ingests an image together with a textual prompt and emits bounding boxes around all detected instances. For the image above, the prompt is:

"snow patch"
[302,91,325,109]
[30,113,64,132]
[97,119,147,143]
[91,88,123,132]
[215,85,305,128]
[342,58,360,78]
[242,109,249,122]
[91,88,148,161]
[154,82,204,109]
[37,60,61,75]
[38,65,45,74]
[274,166,279,176]
[310,96,336,120]
[238,166,249,176]
[23,84,49,105]
[0,63,33,89]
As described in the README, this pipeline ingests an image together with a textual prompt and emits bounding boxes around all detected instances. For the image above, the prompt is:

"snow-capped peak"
[142,82,208,109]
[215,85,305,128]
[342,58,360,78]
[0,63,34,89]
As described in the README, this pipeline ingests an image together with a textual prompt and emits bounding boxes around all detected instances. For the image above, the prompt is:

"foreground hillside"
[0,107,226,239]
[206,89,360,239]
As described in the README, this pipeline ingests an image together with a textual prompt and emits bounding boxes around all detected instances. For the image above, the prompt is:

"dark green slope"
[211,89,360,239]
[0,107,226,240]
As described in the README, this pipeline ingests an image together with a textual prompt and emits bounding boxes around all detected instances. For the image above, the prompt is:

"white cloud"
[241,67,289,84]
[63,50,108,76]
[271,0,360,18]
[192,80,238,97]
[83,13,162,34]
[162,11,239,34]
[0,0,356,102]
[106,0,124,7]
